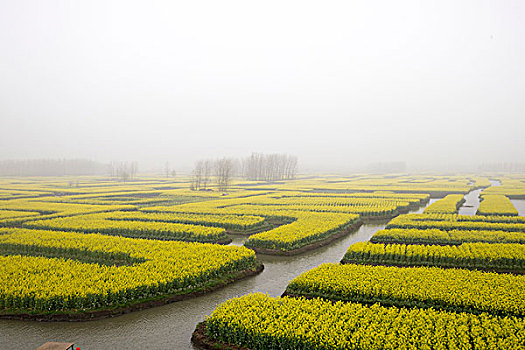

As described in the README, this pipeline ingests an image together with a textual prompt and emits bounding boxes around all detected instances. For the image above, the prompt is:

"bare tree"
[191,153,295,191]
[110,161,138,182]
[191,160,204,190]
[285,155,298,179]
[241,153,298,181]
[164,162,177,178]
[202,159,213,190]
[215,157,235,192]
[130,161,138,179]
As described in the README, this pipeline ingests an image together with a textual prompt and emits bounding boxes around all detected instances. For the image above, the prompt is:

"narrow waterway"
[511,200,525,217]
[414,198,439,213]
[0,203,436,350]
[458,188,483,215]
[457,180,501,216]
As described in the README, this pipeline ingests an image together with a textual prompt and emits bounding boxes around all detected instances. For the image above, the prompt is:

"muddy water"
[414,198,439,213]
[0,205,434,350]
[457,180,503,216]
[511,199,525,217]
[458,188,483,215]
[456,180,525,216]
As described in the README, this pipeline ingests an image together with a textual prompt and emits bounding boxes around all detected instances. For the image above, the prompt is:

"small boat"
[37,342,78,350]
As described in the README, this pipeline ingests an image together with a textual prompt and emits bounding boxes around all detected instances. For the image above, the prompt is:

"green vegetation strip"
[22,212,231,244]
[342,242,525,274]
[244,215,360,252]
[109,210,266,230]
[0,228,259,315]
[0,243,145,267]
[285,263,525,317]
[423,194,465,214]
[387,214,525,232]
[199,293,525,350]
[477,195,519,216]
[371,228,525,245]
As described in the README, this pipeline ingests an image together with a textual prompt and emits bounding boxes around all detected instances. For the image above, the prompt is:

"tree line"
[191,153,298,192]
[0,159,108,176]
[241,153,298,181]
[109,161,139,182]
[479,162,525,173]
[0,159,143,181]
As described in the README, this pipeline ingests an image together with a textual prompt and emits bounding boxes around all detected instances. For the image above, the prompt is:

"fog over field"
[0,1,524,173]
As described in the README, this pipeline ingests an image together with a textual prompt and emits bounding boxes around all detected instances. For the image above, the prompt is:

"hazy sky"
[1,1,524,172]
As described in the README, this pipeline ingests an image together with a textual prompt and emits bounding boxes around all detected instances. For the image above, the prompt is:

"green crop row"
[342,242,525,273]
[371,228,525,245]
[286,263,525,317]
[204,293,525,350]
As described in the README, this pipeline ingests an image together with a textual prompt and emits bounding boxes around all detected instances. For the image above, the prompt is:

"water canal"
[0,194,479,350]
